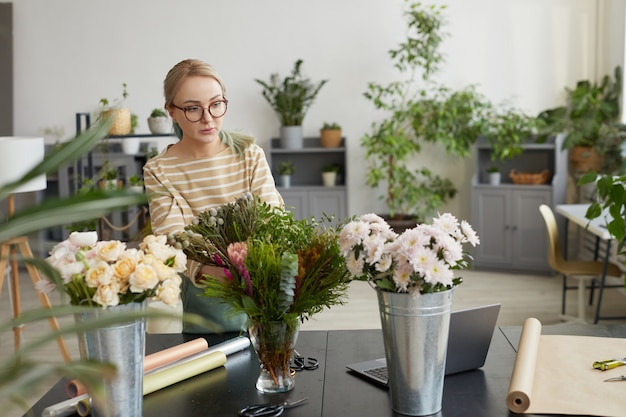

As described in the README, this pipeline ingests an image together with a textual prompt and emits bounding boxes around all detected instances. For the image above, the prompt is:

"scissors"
[238,397,309,417]
[604,374,626,382]
[290,350,319,372]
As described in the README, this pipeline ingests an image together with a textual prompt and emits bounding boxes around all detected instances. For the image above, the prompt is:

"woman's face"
[169,75,226,146]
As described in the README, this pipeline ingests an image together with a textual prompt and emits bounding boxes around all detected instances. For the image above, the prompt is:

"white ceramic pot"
[322,171,337,187]
[121,137,141,155]
[281,175,291,188]
[488,172,501,186]
[147,117,172,135]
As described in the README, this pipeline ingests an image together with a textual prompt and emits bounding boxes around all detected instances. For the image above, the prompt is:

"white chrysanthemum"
[423,259,453,287]
[362,234,385,264]
[460,220,480,246]
[375,253,393,272]
[392,263,413,292]
[339,220,370,247]
[432,212,459,234]
[346,252,365,277]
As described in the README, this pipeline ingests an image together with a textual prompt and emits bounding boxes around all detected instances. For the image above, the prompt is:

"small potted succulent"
[277,161,295,188]
[320,122,342,148]
[322,164,340,187]
[127,174,144,193]
[486,166,501,185]
[147,108,172,135]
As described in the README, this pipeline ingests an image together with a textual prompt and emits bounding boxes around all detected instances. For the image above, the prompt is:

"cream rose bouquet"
[339,213,480,294]
[39,231,186,307]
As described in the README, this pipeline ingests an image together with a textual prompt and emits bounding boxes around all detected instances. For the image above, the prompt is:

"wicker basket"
[509,169,551,185]
[101,108,131,136]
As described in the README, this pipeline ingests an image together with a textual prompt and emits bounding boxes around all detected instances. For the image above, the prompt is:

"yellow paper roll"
[143,351,227,395]
[506,317,542,413]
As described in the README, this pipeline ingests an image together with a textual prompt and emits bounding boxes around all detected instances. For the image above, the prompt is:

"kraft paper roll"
[506,318,626,416]
[143,351,227,395]
[143,337,209,372]
[506,317,542,413]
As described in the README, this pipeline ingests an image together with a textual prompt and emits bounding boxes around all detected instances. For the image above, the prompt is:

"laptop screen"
[346,303,501,386]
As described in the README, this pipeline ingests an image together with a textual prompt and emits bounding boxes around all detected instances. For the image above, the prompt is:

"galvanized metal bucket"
[75,301,146,417]
[376,289,453,416]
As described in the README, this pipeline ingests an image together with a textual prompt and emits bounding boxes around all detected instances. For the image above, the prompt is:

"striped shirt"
[144,143,283,237]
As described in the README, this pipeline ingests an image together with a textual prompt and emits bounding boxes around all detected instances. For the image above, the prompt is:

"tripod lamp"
[0,136,71,362]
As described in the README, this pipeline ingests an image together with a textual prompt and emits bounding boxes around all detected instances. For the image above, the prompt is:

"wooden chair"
[538,204,623,323]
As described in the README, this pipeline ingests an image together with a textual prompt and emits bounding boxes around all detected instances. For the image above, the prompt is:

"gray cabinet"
[471,135,568,272]
[472,186,551,271]
[269,138,347,223]
[281,188,346,223]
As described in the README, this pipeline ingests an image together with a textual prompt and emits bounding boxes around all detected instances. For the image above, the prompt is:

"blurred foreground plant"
[0,118,215,415]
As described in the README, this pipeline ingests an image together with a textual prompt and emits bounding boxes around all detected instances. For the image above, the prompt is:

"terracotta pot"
[320,129,342,148]
[569,146,603,175]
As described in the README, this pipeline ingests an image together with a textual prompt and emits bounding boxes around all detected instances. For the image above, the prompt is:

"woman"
[144,59,283,333]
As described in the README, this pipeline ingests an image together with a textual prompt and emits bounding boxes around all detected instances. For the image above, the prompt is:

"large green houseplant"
[255,59,328,148]
[538,66,624,174]
[362,1,538,222]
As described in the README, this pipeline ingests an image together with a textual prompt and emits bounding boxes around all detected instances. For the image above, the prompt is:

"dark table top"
[24,324,626,417]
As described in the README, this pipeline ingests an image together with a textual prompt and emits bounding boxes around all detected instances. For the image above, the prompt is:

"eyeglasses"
[172,99,228,122]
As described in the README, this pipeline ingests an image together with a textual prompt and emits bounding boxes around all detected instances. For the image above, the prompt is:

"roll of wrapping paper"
[66,337,210,397]
[506,317,542,414]
[143,337,209,372]
[145,335,250,375]
[143,350,226,395]
[41,394,88,417]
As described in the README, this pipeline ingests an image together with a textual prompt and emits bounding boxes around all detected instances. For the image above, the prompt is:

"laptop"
[346,303,501,387]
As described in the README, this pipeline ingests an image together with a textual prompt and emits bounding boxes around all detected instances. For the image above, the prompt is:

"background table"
[555,203,625,323]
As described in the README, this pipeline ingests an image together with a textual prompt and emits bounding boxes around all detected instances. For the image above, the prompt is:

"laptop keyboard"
[364,366,388,383]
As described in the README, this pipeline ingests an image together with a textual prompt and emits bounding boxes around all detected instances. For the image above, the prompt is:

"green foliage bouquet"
[170,193,350,325]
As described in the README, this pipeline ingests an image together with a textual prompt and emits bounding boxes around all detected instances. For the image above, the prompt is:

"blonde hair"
[164,59,254,156]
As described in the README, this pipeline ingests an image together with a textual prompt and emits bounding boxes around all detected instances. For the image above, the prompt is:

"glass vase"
[248,319,300,393]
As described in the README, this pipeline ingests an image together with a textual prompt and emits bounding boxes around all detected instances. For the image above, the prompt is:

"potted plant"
[537,66,623,175]
[255,59,328,149]
[320,122,342,148]
[486,166,501,185]
[99,161,119,190]
[362,1,537,228]
[98,83,131,136]
[127,174,144,193]
[321,163,340,187]
[277,160,295,188]
[147,108,172,135]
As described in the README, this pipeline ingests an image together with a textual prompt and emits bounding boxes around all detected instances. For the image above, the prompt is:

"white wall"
[9,0,624,222]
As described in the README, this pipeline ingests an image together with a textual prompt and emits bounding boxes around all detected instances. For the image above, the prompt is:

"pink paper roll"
[143,337,209,372]
[66,379,88,398]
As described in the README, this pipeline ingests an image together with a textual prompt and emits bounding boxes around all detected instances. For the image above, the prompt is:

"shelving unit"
[471,135,568,272]
[268,137,348,223]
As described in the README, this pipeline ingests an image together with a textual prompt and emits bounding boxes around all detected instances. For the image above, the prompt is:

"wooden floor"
[1,267,626,416]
